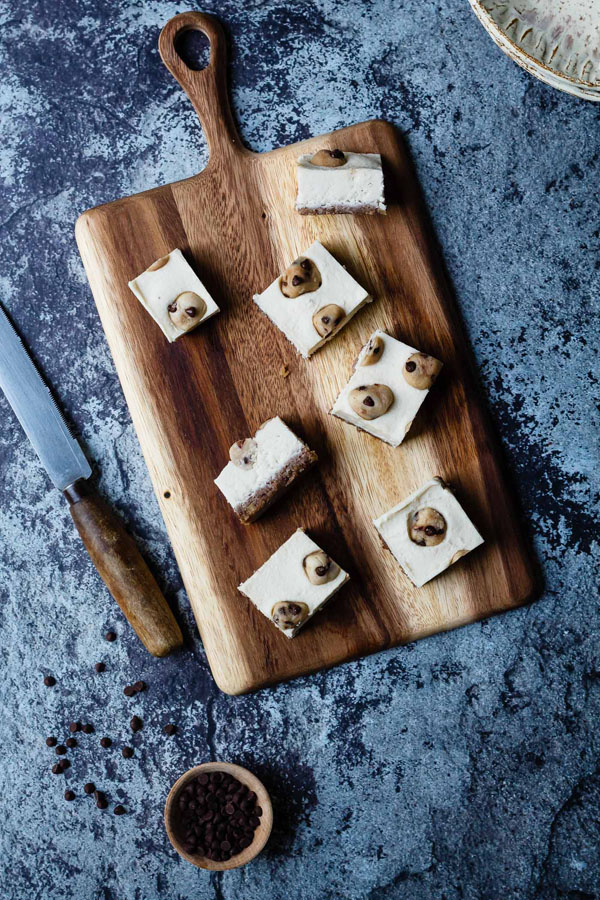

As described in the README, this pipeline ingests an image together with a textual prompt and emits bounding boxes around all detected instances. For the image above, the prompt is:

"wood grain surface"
[75,12,537,694]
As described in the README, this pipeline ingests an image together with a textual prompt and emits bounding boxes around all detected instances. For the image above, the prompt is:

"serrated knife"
[0,305,182,657]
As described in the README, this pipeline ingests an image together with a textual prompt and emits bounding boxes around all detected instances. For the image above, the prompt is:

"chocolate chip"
[291,275,304,286]
[405,360,416,372]
[43,676,56,687]
[363,395,375,406]
[114,805,126,816]
[46,736,57,747]
[130,716,142,733]
[167,302,177,313]
[95,662,105,673]
[69,722,81,733]
[84,782,95,794]
[82,724,94,734]
[185,307,197,317]
[66,737,77,749]
[64,790,75,802]
[122,746,134,759]
[56,745,67,756]
[51,763,62,775]
[198,774,209,785]
[163,724,177,736]
[133,680,146,692]
[96,793,108,810]
[105,631,117,642]
[331,148,344,158]
[123,685,135,697]
[59,758,70,771]
[100,737,112,748]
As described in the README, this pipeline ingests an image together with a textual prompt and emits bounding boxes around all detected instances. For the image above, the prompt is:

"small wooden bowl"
[164,762,273,870]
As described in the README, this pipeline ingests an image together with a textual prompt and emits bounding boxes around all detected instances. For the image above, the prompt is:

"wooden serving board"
[76,12,537,694]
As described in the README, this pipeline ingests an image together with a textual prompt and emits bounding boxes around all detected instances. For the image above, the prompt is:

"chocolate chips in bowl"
[164,762,272,870]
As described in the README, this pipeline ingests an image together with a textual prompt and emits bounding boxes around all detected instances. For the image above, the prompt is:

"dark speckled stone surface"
[0,2,598,898]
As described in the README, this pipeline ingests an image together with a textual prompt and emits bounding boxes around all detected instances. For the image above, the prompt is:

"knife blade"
[0,304,183,658]
[0,306,91,490]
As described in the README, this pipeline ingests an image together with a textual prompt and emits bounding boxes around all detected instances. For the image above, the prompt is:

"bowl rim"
[468,0,600,92]
[164,761,273,871]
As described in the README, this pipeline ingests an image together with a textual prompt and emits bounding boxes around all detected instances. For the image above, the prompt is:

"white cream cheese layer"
[373,477,484,587]
[238,529,349,638]
[128,249,219,342]
[296,152,386,212]
[331,331,440,447]
[214,417,306,511]
[252,240,371,358]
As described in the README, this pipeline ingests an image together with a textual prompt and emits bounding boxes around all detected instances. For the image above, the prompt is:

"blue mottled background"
[0,1,599,898]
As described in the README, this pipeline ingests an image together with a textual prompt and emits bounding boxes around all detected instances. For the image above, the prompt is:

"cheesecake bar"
[296,149,386,215]
[373,477,484,587]
[128,249,219,342]
[253,240,372,358]
[238,528,349,638]
[331,330,443,447]
[214,417,317,524]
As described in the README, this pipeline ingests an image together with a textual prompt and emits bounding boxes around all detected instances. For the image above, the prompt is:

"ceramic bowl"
[468,0,600,101]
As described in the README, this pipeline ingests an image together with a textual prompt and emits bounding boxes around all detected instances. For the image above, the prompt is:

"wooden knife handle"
[64,480,183,657]
[158,12,244,161]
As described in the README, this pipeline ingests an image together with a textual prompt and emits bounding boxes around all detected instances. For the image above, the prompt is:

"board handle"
[159,12,243,160]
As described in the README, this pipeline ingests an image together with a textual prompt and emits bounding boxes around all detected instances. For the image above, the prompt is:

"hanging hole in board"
[175,28,210,71]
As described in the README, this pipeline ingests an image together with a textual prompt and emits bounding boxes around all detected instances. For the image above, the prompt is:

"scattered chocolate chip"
[331,148,344,158]
[122,746,134,759]
[114,805,126,816]
[69,722,81,733]
[96,793,108,810]
[405,360,416,372]
[100,737,112,748]
[291,275,303,286]
[82,724,94,734]
[130,716,142,733]
[363,395,375,406]
[84,782,95,795]
[167,302,177,313]
[51,763,62,775]
[59,759,70,771]
[43,676,56,687]
[95,662,106,673]
[105,631,117,642]
[66,737,77,749]
[56,745,67,756]
[46,736,57,747]
[133,680,146,692]
[64,790,75,802]
[123,685,135,697]
[163,724,177,736]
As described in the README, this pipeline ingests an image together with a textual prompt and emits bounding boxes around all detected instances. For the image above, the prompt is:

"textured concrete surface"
[0,1,598,898]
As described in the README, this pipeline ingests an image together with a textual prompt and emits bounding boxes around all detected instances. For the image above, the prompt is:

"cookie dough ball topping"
[310,149,346,168]
[303,550,339,585]
[361,334,384,366]
[348,384,394,420]
[271,601,309,632]
[167,292,207,332]
[280,257,322,298]
[229,438,258,470]
[312,304,345,338]
[403,352,442,390]
[408,507,447,546]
